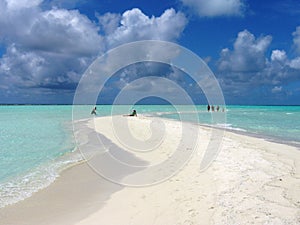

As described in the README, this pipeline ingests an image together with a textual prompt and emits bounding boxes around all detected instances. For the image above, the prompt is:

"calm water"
[0,105,299,207]
[152,105,300,143]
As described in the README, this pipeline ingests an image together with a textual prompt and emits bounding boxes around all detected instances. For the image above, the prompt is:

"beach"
[1,115,300,225]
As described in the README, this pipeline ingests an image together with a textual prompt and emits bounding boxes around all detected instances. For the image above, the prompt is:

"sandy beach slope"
[1,115,299,225]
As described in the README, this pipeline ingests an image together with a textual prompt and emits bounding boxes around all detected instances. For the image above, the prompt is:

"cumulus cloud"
[0,44,86,90]
[0,1,187,103]
[27,9,103,55]
[0,1,103,102]
[218,30,272,73]
[102,64,201,105]
[181,0,245,17]
[5,0,42,10]
[104,8,187,48]
[217,29,300,98]
[271,50,287,62]
[289,57,300,69]
[97,12,121,35]
[0,3,103,55]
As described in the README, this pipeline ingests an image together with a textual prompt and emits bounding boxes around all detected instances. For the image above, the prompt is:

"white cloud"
[44,0,86,9]
[289,57,300,69]
[106,8,187,48]
[0,44,84,89]
[218,30,272,72]
[217,29,300,95]
[97,12,121,35]
[114,76,193,104]
[0,1,104,95]
[0,2,103,56]
[33,9,104,55]
[181,0,245,17]
[5,0,42,10]
[0,3,188,102]
[271,50,287,62]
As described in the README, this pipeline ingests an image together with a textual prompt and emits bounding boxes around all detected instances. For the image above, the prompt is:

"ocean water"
[151,105,300,143]
[0,105,79,208]
[0,105,299,208]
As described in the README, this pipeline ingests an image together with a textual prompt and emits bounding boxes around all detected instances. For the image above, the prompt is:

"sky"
[0,0,300,105]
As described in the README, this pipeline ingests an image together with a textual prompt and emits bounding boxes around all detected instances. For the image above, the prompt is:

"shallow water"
[0,104,299,207]
[154,105,300,143]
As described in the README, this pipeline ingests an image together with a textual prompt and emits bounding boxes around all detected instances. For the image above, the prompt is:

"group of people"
[207,104,224,112]
[92,105,224,116]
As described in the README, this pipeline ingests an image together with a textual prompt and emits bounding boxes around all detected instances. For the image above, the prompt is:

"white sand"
[76,116,300,225]
[1,116,300,225]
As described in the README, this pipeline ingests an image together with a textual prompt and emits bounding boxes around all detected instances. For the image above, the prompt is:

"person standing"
[91,106,97,115]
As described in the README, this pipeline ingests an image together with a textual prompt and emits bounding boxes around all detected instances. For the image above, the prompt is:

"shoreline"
[1,115,300,224]
[147,114,300,148]
[151,113,300,148]
[2,114,299,208]
[202,122,300,148]
[0,148,83,209]
[0,160,124,225]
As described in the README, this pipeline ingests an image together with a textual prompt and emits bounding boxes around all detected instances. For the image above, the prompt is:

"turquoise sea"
[0,105,299,208]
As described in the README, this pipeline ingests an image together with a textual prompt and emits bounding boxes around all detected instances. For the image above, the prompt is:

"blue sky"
[0,0,299,105]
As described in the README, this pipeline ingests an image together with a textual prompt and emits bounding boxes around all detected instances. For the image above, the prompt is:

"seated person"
[129,109,137,116]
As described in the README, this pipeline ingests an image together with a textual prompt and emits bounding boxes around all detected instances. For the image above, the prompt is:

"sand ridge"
[76,116,300,225]
[1,115,299,225]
